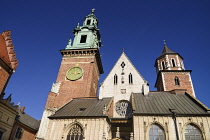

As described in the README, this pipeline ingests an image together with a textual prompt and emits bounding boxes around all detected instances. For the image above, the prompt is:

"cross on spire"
[163,40,166,45]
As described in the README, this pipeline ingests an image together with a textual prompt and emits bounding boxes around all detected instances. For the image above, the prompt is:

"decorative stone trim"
[2,30,18,70]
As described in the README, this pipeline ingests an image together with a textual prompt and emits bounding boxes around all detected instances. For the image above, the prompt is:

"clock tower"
[36,10,103,140]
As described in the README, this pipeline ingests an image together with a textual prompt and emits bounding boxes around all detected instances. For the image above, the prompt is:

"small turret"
[155,41,195,97]
[83,8,98,27]
[155,40,185,74]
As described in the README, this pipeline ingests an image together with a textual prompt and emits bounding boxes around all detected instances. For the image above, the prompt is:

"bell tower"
[45,9,103,109]
[36,10,103,140]
[155,41,195,97]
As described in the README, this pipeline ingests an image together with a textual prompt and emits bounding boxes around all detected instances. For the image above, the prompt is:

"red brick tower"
[36,10,103,139]
[155,41,195,97]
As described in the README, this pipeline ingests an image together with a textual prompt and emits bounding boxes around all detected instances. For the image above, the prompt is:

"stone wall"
[45,118,110,140]
[133,116,210,140]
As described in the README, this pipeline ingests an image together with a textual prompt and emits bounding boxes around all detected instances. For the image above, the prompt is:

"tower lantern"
[69,10,101,50]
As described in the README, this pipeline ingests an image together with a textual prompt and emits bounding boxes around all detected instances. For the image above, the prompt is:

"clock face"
[66,67,83,81]
[115,101,131,116]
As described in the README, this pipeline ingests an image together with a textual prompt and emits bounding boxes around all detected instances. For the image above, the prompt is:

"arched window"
[66,124,83,140]
[185,124,203,140]
[149,124,165,140]
[114,74,118,85]
[162,61,165,70]
[129,73,133,84]
[171,59,176,67]
[174,76,180,85]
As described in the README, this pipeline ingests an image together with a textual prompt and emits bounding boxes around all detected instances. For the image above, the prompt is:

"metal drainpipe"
[169,109,180,140]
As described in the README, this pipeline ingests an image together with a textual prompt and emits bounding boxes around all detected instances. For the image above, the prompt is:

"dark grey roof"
[133,92,210,116]
[50,97,112,118]
[157,44,183,60]
[17,110,40,131]
[161,45,176,55]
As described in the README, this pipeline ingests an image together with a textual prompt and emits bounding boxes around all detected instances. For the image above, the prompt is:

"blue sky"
[1,0,210,120]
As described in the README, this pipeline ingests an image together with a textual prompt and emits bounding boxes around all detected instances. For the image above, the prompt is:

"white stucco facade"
[99,52,149,118]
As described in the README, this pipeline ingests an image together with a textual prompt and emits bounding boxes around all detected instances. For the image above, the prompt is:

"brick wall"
[45,55,100,109]
[163,72,194,95]
[0,65,10,93]
[10,122,37,140]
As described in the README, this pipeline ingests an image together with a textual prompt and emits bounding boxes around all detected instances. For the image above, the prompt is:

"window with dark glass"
[66,124,83,140]
[174,76,180,85]
[172,59,176,67]
[149,124,165,140]
[185,124,203,140]
[86,19,91,25]
[162,61,165,70]
[15,127,23,139]
[0,131,3,140]
[129,73,133,84]
[80,35,87,43]
[114,74,118,85]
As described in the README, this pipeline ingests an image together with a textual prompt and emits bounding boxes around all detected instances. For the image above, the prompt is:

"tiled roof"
[133,92,210,116]
[49,93,210,119]
[157,44,183,60]
[17,110,40,131]
[50,97,112,118]
[161,44,176,55]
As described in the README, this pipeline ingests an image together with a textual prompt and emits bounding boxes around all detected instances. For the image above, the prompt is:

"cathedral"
[36,11,210,140]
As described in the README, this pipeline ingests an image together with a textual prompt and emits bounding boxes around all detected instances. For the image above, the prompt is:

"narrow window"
[86,19,91,25]
[114,74,118,85]
[162,61,165,70]
[80,35,87,43]
[172,59,176,67]
[66,124,83,140]
[174,76,180,85]
[149,124,165,140]
[0,131,4,140]
[185,124,203,140]
[15,127,23,139]
[129,73,133,84]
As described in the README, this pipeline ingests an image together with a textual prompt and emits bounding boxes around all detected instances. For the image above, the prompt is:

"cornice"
[60,48,103,74]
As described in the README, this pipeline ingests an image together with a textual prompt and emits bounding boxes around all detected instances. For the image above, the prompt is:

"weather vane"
[163,40,166,45]
[122,48,125,52]
[92,8,95,13]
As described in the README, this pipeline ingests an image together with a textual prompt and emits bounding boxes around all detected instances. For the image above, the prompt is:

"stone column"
[116,127,120,138]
